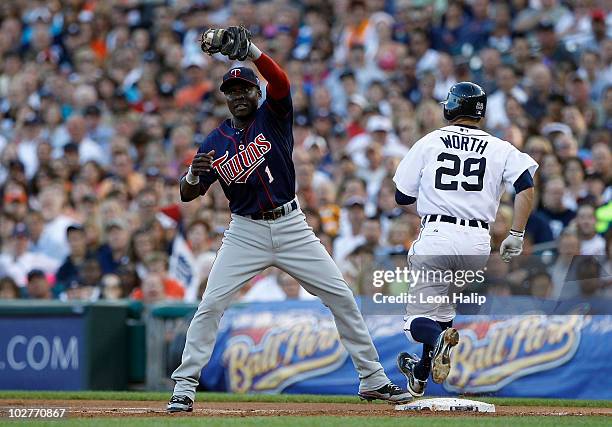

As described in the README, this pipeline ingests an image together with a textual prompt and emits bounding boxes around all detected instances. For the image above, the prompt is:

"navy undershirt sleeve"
[395,189,417,205]
[513,169,534,194]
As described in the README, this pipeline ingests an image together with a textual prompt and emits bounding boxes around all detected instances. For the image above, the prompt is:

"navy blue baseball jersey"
[196,94,295,215]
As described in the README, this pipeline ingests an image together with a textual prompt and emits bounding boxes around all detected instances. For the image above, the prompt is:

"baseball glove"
[200,28,229,55]
[222,26,252,61]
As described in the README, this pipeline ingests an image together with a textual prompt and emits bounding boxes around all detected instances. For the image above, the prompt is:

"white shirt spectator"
[241,274,316,302]
[39,215,77,262]
[207,4,231,26]
[0,134,8,184]
[346,116,402,168]
[434,76,458,101]
[312,170,333,191]
[333,234,366,270]
[383,137,410,159]
[17,138,39,179]
[0,133,6,159]
[347,133,403,169]
[486,87,528,130]
[0,252,59,287]
[357,166,387,204]
[78,136,107,165]
[416,49,440,77]
[562,188,588,212]
[333,206,367,268]
[355,65,386,95]
[580,235,606,256]
[46,124,70,151]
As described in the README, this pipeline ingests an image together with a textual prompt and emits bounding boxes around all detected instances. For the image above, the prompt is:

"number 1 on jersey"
[265,166,274,183]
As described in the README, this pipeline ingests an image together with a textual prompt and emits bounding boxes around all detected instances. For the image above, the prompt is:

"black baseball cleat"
[431,327,459,384]
[358,382,412,404]
[397,352,427,397]
[167,395,193,413]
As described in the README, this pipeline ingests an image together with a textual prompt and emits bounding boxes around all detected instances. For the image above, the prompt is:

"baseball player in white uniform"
[392,82,538,396]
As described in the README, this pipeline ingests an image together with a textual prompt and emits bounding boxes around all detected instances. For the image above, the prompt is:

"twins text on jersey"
[212,133,272,185]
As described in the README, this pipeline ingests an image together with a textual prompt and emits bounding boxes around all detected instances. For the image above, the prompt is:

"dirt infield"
[1,399,611,418]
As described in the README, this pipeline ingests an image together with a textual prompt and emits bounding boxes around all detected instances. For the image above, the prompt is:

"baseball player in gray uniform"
[167,28,410,412]
[392,82,538,397]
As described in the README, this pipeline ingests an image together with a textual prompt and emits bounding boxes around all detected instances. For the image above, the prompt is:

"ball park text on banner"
[196,299,612,399]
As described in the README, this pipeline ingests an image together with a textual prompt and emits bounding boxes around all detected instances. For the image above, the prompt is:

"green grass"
[1,417,610,427]
[0,391,610,408]
[469,397,611,408]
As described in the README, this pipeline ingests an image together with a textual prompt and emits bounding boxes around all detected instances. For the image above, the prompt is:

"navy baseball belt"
[246,199,298,221]
[424,214,488,230]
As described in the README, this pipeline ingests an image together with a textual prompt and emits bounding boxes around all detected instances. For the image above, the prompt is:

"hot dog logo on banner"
[222,314,347,393]
[213,133,271,185]
[445,315,585,393]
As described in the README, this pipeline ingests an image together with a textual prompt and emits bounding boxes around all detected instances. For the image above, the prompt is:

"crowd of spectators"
[0,0,610,303]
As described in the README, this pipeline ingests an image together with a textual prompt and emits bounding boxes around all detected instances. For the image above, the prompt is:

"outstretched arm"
[248,45,290,99]
[200,27,290,100]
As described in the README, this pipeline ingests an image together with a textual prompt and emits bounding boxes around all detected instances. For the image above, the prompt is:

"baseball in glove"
[200,26,251,61]
[200,28,228,55]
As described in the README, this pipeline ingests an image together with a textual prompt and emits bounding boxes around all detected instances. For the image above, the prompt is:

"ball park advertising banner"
[0,316,84,390]
[0,303,129,390]
[199,299,612,399]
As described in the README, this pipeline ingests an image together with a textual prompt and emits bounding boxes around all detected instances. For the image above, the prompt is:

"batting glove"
[500,229,524,262]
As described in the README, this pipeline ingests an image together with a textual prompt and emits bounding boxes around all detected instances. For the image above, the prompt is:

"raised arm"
[248,45,290,99]
[200,26,290,100]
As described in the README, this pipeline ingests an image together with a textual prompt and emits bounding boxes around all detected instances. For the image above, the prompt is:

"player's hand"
[500,230,524,262]
[220,26,252,61]
[190,150,216,175]
[200,26,251,61]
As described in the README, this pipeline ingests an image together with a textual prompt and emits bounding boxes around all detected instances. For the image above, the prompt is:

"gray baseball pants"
[171,206,389,400]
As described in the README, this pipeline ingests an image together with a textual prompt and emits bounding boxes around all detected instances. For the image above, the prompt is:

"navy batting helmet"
[441,82,487,121]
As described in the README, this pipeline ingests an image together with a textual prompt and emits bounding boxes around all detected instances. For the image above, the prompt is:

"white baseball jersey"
[393,125,538,223]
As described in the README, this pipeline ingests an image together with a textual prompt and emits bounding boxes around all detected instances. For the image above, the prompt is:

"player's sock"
[409,318,454,380]
[414,344,433,381]
[437,320,453,329]
[409,317,443,347]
